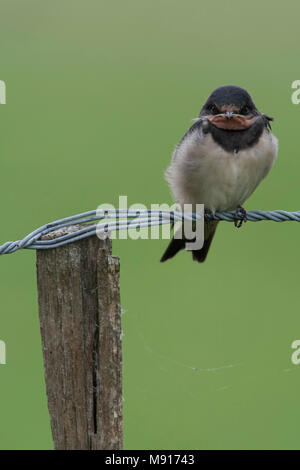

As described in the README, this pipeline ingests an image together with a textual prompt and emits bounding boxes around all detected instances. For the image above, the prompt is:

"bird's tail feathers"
[160,221,218,263]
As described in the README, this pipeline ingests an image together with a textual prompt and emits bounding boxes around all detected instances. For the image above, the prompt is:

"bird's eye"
[208,104,219,114]
[240,106,249,115]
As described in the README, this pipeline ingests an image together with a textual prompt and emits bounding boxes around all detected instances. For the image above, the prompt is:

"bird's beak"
[225,111,234,119]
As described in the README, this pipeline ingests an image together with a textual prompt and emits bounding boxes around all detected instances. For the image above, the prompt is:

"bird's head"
[199,85,271,131]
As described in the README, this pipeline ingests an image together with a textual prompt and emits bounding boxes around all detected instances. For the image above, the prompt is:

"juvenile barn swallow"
[161,85,278,263]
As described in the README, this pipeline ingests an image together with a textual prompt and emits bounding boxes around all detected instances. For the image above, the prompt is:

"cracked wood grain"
[36,232,122,450]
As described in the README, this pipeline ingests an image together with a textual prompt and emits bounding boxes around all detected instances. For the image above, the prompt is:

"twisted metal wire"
[0,208,299,255]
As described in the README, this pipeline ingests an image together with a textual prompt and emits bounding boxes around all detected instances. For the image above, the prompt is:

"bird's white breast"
[165,128,278,212]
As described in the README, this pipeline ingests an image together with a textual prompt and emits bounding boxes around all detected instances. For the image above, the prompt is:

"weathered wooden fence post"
[36,229,122,450]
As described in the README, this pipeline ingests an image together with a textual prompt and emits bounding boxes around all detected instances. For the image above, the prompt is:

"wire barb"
[0,209,299,255]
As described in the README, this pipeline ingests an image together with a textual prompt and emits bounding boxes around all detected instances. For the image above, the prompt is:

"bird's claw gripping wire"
[234,206,247,228]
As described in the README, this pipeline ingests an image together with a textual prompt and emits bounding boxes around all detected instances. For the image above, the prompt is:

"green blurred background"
[0,0,299,450]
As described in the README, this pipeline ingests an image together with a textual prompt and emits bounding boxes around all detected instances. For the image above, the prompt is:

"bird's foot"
[234,205,247,228]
